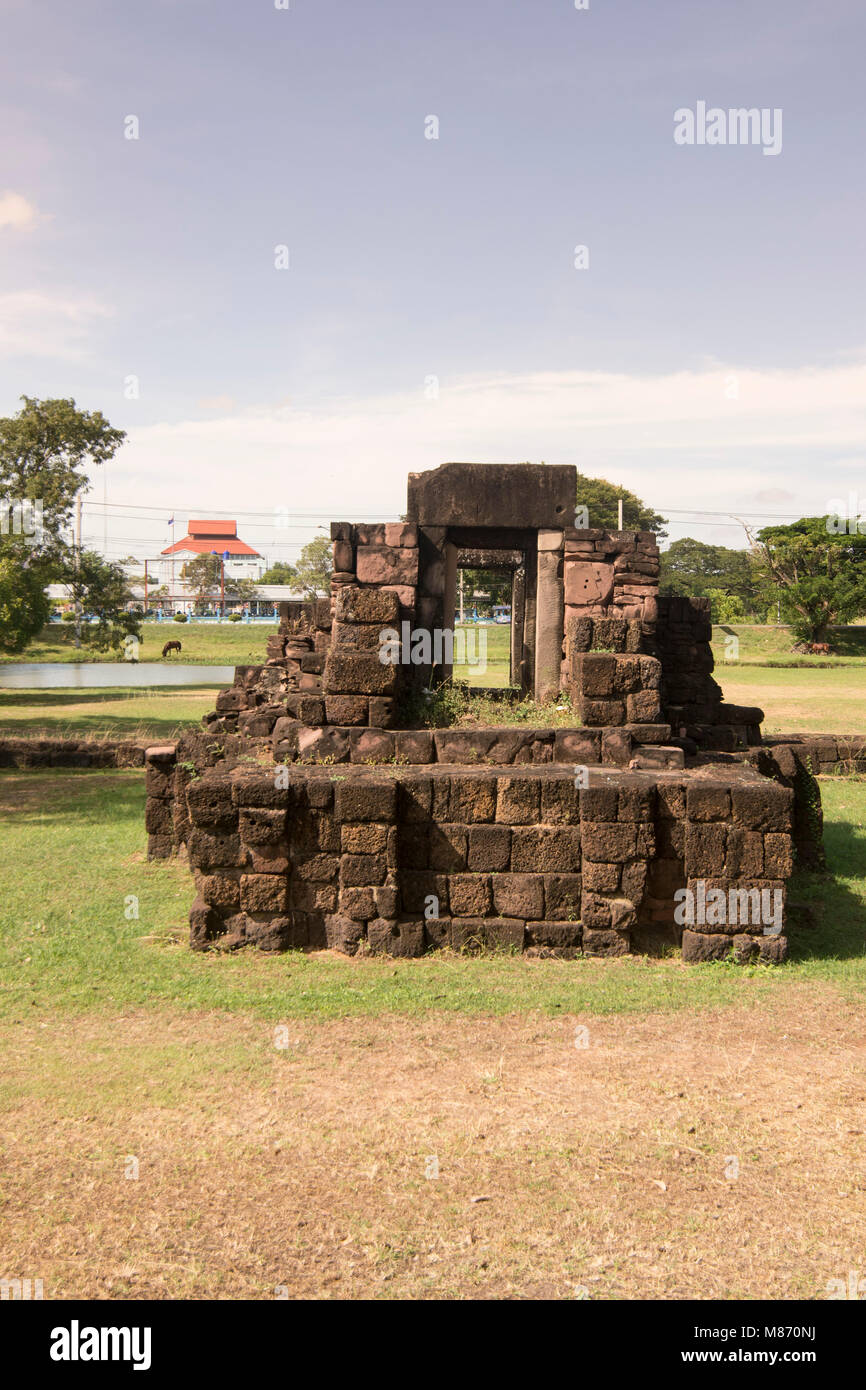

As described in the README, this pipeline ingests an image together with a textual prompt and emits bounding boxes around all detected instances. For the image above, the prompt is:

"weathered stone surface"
[356,545,419,586]
[367,917,425,957]
[350,728,396,763]
[407,462,576,529]
[188,829,246,870]
[325,914,366,956]
[580,822,637,864]
[341,823,389,854]
[331,622,382,653]
[428,823,468,872]
[199,873,241,913]
[511,826,581,872]
[450,917,525,952]
[334,779,397,823]
[582,927,630,957]
[240,874,288,914]
[495,776,541,824]
[238,807,287,845]
[681,929,732,963]
[467,824,511,871]
[368,696,397,728]
[448,874,493,916]
[335,587,400,625]
[527,921,582,950]
[542,872,583,919]
[565,562,614,608]
[448,774,497,823]
[324,695,370,725]
[492,873,544,919]
[395,729,434,763]
[323,651,397,696]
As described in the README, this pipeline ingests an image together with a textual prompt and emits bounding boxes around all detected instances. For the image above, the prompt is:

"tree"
[576,473,668,539]
[0,397,127,650]
[705,588,746,624]
[294,536,332,596]
[0,396,126,559]
[660,538,759,608]
[749,517,866,646]
[180,553,222,598]
[458,567,512,614]
[229,578,260,603]
[260,561,298,585]
[0,553,51,652]
[58,550,141,652]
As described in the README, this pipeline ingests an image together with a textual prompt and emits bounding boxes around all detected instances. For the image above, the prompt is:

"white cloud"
[0,191,41,230]
[106,359,866,551]
[0,291,112,360]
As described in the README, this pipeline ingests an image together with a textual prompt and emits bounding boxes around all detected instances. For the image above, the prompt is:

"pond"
[0,664,235,690]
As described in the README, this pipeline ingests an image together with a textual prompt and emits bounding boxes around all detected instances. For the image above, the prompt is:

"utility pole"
[144,559,148,612]
[617,497,624,530]
[74,494,82,650]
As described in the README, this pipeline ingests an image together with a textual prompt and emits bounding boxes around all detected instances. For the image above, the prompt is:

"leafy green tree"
[58,550,141,652]
[180,553,222,598]
[751,517,866,646]
[0,553,51,652]
[0,396,126,558]
[458,568,512,615]
[229,578,260,603]
[0,397,127,650]
[705,588,746,624]
[660,538,759,608]
[576,473,668,539]
[260,561,298,585]
[294,536,332,596]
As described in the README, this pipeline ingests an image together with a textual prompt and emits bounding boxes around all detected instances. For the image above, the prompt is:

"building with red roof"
[154,520,265,609]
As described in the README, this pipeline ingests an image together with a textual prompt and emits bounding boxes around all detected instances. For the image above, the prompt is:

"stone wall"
[182,762,793,965]
[0,737,147,769]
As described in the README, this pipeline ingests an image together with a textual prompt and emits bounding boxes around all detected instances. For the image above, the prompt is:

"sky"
[1,0,864,568]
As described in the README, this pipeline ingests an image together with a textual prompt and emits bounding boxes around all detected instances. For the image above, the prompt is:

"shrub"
[173,612,188,623]
[228,613,242,622]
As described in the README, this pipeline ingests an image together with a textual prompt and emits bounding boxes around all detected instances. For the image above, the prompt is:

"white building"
[157,519,265,587]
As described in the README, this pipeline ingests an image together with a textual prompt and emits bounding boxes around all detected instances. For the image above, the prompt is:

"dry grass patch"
[1,990,864,1301]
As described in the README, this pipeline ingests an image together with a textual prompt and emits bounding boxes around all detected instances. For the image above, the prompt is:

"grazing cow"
[807,642,831,655]
[162,640,183,658]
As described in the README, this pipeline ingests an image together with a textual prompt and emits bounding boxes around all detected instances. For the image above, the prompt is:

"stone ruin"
[145,462,831,965]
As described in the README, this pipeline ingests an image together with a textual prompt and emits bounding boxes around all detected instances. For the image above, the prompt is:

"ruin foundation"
[144,462,838,965]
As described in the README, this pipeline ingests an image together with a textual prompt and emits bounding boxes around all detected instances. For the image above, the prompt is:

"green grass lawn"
[0,770,863,1025]
[718,666,866,735]
[711,623,866,666]
[0,687,221,741]
[453,622,512,687]
[0,620,278,665]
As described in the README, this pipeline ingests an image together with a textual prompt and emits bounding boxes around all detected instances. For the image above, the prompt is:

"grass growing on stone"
[0,687,222,741]
[1,771,864,1028]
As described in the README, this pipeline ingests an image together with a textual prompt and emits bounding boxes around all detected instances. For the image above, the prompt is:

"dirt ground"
[2,988,864,1300]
